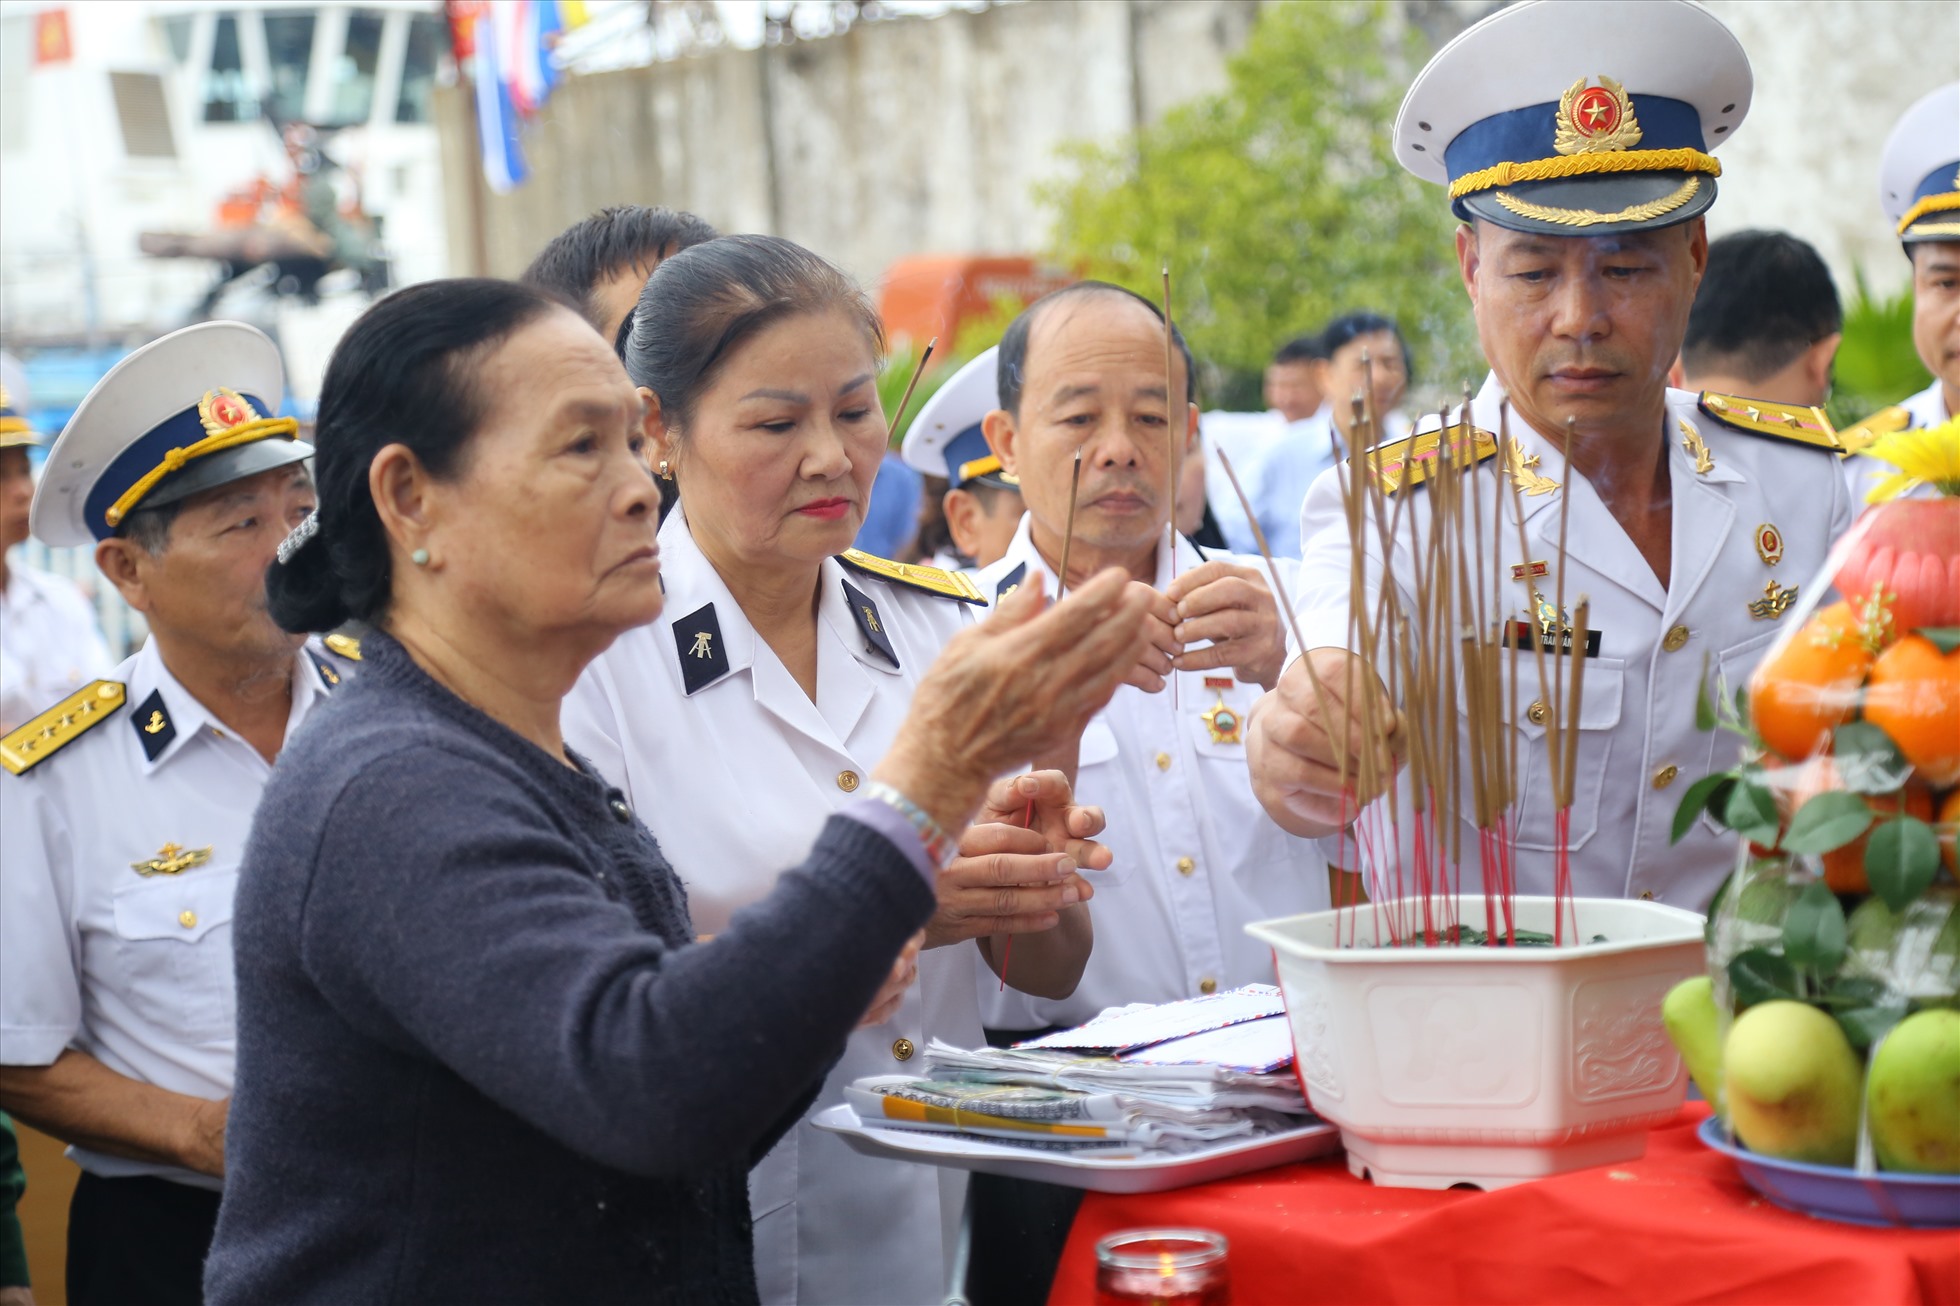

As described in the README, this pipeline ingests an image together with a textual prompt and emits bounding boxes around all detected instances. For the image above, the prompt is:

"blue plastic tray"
[1698,1116,1960,1228]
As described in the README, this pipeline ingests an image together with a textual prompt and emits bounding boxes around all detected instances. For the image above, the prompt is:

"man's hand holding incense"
[1122,582,1180,693]
[1166,560,1288,690]
[1248,647,1404,839]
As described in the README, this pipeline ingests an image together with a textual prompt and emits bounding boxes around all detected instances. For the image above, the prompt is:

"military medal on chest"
[1199,676,1243,745]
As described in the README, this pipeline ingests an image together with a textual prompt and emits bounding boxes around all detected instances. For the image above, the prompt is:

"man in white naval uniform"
[0,323,340,1305]
[1842,83,1959,501]
[1248,0,1856,914]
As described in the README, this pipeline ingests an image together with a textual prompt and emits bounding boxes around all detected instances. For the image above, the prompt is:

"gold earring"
[658,460,673,481]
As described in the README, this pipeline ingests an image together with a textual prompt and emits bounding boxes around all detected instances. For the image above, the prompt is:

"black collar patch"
[130,689,177,762]
[995,561,1028,604]
[673,603,730,695]
[309,652,342,690]
[842,580,899,668]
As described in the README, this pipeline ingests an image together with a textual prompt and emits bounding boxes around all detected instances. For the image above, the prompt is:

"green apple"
[1724,1000,1862,1167]
[1867,1009,1960,1174]
[1662,976,1725,1117]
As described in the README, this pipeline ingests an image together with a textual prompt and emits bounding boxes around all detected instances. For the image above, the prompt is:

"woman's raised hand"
[872,570,1154,839]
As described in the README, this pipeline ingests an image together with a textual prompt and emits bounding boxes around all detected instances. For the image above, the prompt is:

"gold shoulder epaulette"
[1697,393,1840,452]
[1,681,127,776]
[1372,422,1499,495]
[1834,405,1912,457]
[323,633,362,660]
[838,550,986,604]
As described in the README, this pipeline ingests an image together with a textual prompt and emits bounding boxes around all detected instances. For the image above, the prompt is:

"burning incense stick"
[1055,448,1083,599]
[1161,265,1180,710]
[886,336,938,436]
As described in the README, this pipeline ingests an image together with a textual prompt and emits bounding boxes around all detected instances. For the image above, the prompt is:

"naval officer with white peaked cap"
[0,322,344,1306]
[1842,83,1960,497]
[1248,0,1856,911]
[900,346,1024,569]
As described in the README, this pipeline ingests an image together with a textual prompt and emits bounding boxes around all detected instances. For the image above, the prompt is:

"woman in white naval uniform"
[563,236,1146,1305]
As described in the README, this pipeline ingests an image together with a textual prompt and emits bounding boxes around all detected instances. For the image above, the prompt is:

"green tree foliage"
[1828,270,1932,429]
[1039,1,1483,411]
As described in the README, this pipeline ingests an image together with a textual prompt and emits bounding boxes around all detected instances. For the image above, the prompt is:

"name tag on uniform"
[1500,619,1601,659]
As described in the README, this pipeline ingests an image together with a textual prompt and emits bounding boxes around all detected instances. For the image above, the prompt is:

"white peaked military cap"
[32,321,311,548]
[1881,83,1960,245]
[1393,0,1751,237]
[899,346,1017,491]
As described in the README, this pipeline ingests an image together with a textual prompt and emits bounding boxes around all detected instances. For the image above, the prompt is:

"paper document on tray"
[843,1076,1270,1152]
[1014,984,1286,1053]
[1118,1015,1294,1074]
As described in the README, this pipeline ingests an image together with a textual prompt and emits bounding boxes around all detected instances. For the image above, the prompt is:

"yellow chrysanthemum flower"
[1862,416,1960,503]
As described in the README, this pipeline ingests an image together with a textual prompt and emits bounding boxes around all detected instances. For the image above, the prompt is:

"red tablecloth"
[1050,1106,1960,1305]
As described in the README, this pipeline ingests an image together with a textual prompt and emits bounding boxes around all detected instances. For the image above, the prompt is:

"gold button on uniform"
[1639,891,1656,901]
[178,909,198,929]
[1663,625,1690,653]
[1652,764,1679,789]
[1155,752,1172,772]
[1176,857,1196,876]
[836,770,860,793]
[891,1038,915,1062]
[1198,977,1218,995]
[1526,700,1549,726]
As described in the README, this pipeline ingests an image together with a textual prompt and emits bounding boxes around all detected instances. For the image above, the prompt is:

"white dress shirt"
[1,563,112,733]
[562,508,987,1306]
[1289,375,1857,910]
[1,637,336,1190]
[1844,378,1950,504]
[969,516,1329,1031]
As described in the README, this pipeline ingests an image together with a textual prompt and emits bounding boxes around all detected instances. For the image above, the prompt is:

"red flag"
[445,0,488,63]
[33,9,72,66]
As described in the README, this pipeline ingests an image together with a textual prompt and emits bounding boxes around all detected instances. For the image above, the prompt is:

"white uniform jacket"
[562,508,986,1306]
[0,637,339,1190]
[1843,378,1950,504]
[970,516,1329,1031]
[1,565,112,734]
[1291,376,1857,910]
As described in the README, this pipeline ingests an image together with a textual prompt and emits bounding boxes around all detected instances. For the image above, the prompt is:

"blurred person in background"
[1204,333,1328,554]
[901,348,1024,569]
[1669,229,1841,407]
[205,276,1150,1305]
[1266,332,1327,422]
[0,1114,28,1305]
[1,324,335,1306]
[1,391,111,733]
[1843,83,1959,497]
[567,236,1154,1305]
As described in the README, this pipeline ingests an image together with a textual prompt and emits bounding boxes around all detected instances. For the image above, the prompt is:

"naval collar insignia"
[131,689,177,761]
[673,602,730,695]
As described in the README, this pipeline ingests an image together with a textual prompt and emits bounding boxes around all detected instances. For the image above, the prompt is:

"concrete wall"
[437,0,1956,298]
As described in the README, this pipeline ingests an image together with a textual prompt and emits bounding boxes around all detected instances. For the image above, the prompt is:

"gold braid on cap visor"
[102,415,301,527]
[1897,191,1960,236]
[1447,147,1721,200]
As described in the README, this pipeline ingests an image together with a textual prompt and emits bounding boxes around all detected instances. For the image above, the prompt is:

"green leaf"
[1836,1002,1910,1052]
[1733,684,1749,726]
[1702,870,1734,946]
[1866,815,1941,913]
[1917,626,1960,656]
[1781,881,1848,973]
[1721,779,1782,847]
[1728,948,1800,1009]
[1816,975,1890,1008]
[1781,791,1876,855]
[1831,721,1910,796]
[1671,773,1735,845]
[1695,654,1717,732]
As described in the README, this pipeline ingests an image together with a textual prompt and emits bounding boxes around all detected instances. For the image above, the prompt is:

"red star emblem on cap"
[1573,86,1620,137]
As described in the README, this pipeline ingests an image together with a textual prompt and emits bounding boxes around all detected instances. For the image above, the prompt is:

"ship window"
[262,12,316,125]
[160,15,192,65]
[394,13,444,124]
[326,11,384,123]
[111,71,178,158]
[201,13,255,122]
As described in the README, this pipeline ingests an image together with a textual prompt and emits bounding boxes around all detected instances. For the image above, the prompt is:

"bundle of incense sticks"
[1237,357,1590,949]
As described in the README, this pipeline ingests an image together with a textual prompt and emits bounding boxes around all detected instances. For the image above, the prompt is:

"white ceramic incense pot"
[1248,895,1705,1190]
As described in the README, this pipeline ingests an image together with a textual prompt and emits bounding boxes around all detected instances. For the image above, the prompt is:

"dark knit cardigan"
[204,631,935,1305]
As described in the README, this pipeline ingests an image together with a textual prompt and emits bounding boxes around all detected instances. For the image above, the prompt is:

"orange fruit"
[1821,784,1936,894]
[1939,789,1958,878]
[1748,603,1874,763]
[1862,635,1960,789]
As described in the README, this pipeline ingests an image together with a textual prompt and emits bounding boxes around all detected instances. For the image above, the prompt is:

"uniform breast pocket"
[1498,655,1626,852]
[110,869,240,1044]
[1074,718,1139,888]
[1699,629,1782,835]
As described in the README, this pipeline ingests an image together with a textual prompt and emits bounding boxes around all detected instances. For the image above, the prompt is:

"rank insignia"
[1754,523,1785,566]
[309,652,341,688]
[673,603,730,695]
[1511,560,1550,582]
[1201,696,1243,745]
[994,561,1028,605]
[0,680,125,775]
[1554,75,1642,155]
[131,842,212,878]
[837,549,986,604]
[130,689,176,761]
[322,633,362,661]
[1748,579,1798,621]
[1679,420,1714,475]
[842,579,899,668]
[1371,422,1499,496]
[1505,438,1559,497]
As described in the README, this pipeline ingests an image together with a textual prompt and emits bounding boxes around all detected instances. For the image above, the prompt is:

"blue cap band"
[83,392,272,537]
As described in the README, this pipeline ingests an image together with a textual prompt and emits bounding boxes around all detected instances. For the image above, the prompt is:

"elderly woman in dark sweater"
[201,279,1152,1305]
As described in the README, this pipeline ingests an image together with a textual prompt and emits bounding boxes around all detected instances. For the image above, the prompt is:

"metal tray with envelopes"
[811,1105,1340,1194]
